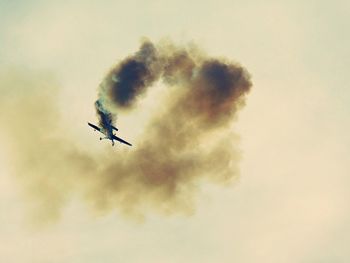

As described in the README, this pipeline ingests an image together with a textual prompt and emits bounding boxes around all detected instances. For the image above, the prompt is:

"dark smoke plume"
[89,40,252,217]
[96,40,251,133]
[100,41,162,108]
[1,40,251,222]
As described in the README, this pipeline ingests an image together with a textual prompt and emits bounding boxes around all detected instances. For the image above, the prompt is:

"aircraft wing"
[112,134,132,146]
[88,122,102,132]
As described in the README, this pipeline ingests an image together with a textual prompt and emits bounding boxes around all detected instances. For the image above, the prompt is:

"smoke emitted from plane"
[99,41,162,110]
[96,40,251,132]
[0,39,251,223]
[88,40,252,217]
[95,100,115,131]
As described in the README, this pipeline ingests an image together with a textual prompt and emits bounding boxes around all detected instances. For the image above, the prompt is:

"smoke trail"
[99,40,162,110]
[96,40,251,129]
[87,40,252,217]
[1,40,252,222]
[95,100,115,130]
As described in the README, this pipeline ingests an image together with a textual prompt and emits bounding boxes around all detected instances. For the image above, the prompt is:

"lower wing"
[112,134,132,146]
[88,122,102,133]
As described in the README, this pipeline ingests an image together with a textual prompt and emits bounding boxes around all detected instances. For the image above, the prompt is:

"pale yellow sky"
[0,0,349,262]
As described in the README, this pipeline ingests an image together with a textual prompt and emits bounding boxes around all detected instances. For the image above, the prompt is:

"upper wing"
[112,134,132,146]
[88,122,101,132]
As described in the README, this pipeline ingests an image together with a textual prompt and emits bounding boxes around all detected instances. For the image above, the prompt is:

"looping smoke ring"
[91,40,252,215]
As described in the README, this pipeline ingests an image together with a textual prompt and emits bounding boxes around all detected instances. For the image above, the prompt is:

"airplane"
[88,122,132,147]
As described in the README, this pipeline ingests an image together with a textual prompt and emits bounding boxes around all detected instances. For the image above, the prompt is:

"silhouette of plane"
[88,122,132,147]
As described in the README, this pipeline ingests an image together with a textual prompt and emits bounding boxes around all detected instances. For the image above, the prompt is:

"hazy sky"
[0,0,349,262]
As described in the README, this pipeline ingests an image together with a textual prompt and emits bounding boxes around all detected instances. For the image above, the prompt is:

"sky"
[0,0,349,262]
